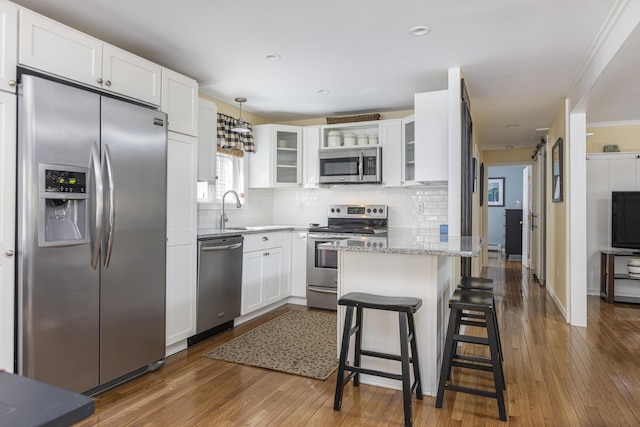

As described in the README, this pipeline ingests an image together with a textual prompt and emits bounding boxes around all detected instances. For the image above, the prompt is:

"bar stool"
[457,276,503,362]
[458,276,494,291]
[334,292,423,427]
[436,289,506,422]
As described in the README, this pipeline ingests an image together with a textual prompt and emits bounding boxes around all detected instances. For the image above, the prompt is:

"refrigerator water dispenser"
[38,164,90,247]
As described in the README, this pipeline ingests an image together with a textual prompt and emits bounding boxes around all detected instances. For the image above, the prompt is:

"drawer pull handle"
[262,236,268,241]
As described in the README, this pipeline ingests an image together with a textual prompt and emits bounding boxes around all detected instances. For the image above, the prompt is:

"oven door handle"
[308,286,337,294]
[308,233,348,240]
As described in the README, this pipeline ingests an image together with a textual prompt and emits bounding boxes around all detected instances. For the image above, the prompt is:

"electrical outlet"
[416,203,424,213]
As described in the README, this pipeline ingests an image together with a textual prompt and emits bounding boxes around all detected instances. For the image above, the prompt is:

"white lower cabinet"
[241,232,286,315]
[290,231,307,298]
[165,131,198,353]
[0,90,16,371]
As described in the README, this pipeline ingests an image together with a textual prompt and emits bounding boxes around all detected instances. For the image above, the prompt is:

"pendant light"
[231,97,250,133]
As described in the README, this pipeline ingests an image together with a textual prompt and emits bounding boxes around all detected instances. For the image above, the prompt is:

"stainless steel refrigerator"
[17,75,167,394]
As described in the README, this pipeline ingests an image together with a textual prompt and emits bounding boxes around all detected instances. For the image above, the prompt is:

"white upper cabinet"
[381,119,402,187]
[18,9,161,105]
[302,126,320,188]
[414,90,449,183]
[197,98,218,182]
[161,68,198,136]
[0,1,17,93]
[102,44,161,105]
[19,9,102,88]
[250,124,303,188]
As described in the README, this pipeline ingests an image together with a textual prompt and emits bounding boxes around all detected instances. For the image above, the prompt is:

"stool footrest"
[460,319,487,328]
[451,360,494,373]
[461,312,485,319]
[360,349,416,364]
[453,334,489,345]
[453,354,493,366]
[444,383,497,399]
[343,365,403,382]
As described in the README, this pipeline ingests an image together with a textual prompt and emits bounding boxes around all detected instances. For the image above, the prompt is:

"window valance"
[217,113,255,157]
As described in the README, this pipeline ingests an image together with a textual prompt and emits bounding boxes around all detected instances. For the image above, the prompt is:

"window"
[197,153,246,204]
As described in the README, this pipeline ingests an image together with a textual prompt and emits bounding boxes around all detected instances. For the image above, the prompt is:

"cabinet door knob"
[105,80,112,87]
[5,249,14,256]
[97,78,103,84]
[262,236,268,241]
[8,80,16,87]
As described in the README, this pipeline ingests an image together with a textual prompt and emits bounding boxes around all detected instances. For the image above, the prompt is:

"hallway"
[483,256,640,426]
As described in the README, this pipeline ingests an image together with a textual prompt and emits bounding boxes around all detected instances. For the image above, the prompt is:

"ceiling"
[11,0,631,151]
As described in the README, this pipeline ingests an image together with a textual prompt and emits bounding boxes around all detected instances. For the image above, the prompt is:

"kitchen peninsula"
[322,230,483,396]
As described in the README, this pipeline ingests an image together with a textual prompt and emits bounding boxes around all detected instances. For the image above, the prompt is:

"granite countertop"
[198,225,308,240]
[320,228,483,257]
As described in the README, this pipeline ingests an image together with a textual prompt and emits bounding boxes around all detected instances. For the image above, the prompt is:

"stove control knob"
[379,208,384,215]
[367,208,371,213]
[330,208,335,213]
[373,208,377,213]
[336,208,341,213]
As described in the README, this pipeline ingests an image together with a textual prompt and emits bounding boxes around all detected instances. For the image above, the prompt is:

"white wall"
[197,185,450,239]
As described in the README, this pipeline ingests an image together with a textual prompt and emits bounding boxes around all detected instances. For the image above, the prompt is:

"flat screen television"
[611,191,640,252]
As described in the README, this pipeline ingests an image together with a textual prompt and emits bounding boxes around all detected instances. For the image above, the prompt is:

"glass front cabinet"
[250,124,303,188]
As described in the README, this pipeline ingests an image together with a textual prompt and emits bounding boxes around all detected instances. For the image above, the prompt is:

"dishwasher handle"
[201,242,243,252]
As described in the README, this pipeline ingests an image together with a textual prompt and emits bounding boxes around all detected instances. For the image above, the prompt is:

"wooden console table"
[601,250,616,303]
[600,249,640,304]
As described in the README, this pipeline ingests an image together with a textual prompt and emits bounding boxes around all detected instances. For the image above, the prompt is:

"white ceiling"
[11,0,631,151]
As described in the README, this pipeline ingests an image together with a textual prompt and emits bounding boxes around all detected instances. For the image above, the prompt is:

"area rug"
[203,310,338,380]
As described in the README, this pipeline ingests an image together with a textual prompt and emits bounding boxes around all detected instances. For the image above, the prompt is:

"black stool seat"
[449,288,494,310]
[334,292,423,427]
[338,292,422,313]
[458,276,494,291]
[436,289,506,421]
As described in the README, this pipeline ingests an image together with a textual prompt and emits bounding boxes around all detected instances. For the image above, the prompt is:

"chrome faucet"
[220,190,242,230]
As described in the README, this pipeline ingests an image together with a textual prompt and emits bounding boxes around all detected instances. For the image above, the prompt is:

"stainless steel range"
[307,204,388,310]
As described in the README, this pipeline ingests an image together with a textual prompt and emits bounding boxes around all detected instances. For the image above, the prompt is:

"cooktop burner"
[308,225,387,234]
[309,204,388,234]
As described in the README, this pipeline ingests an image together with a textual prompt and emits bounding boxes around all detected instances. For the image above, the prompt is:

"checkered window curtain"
[216,113,255,157]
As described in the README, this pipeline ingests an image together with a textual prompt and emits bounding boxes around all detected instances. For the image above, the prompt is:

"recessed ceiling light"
[317,89,330,94]
[265,53,281,61]
[505,124,520,128]
[409,26,431,36]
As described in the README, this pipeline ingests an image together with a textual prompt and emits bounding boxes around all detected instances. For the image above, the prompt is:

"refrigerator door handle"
[90,142,104,270]
[103,144,116,269]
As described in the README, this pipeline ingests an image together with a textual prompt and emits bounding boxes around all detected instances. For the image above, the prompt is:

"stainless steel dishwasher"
[190,234,243,345]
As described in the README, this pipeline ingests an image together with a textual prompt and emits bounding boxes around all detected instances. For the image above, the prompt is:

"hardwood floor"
[76,258,640,426]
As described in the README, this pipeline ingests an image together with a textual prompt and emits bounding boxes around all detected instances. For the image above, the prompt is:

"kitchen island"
[321,229,482,396]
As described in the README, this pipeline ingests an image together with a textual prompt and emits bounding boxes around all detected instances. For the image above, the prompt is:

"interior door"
[522,166,531,268]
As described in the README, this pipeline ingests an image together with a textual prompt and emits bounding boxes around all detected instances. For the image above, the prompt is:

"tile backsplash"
[198,185,448,239]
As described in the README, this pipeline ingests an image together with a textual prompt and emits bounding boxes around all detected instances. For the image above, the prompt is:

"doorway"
[486,165,531,265]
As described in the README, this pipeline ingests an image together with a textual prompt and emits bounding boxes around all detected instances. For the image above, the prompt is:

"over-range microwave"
[318,146,381,184]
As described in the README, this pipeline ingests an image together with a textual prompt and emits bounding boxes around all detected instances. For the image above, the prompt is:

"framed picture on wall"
[552,137,563,202]
[487,177,505,207]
